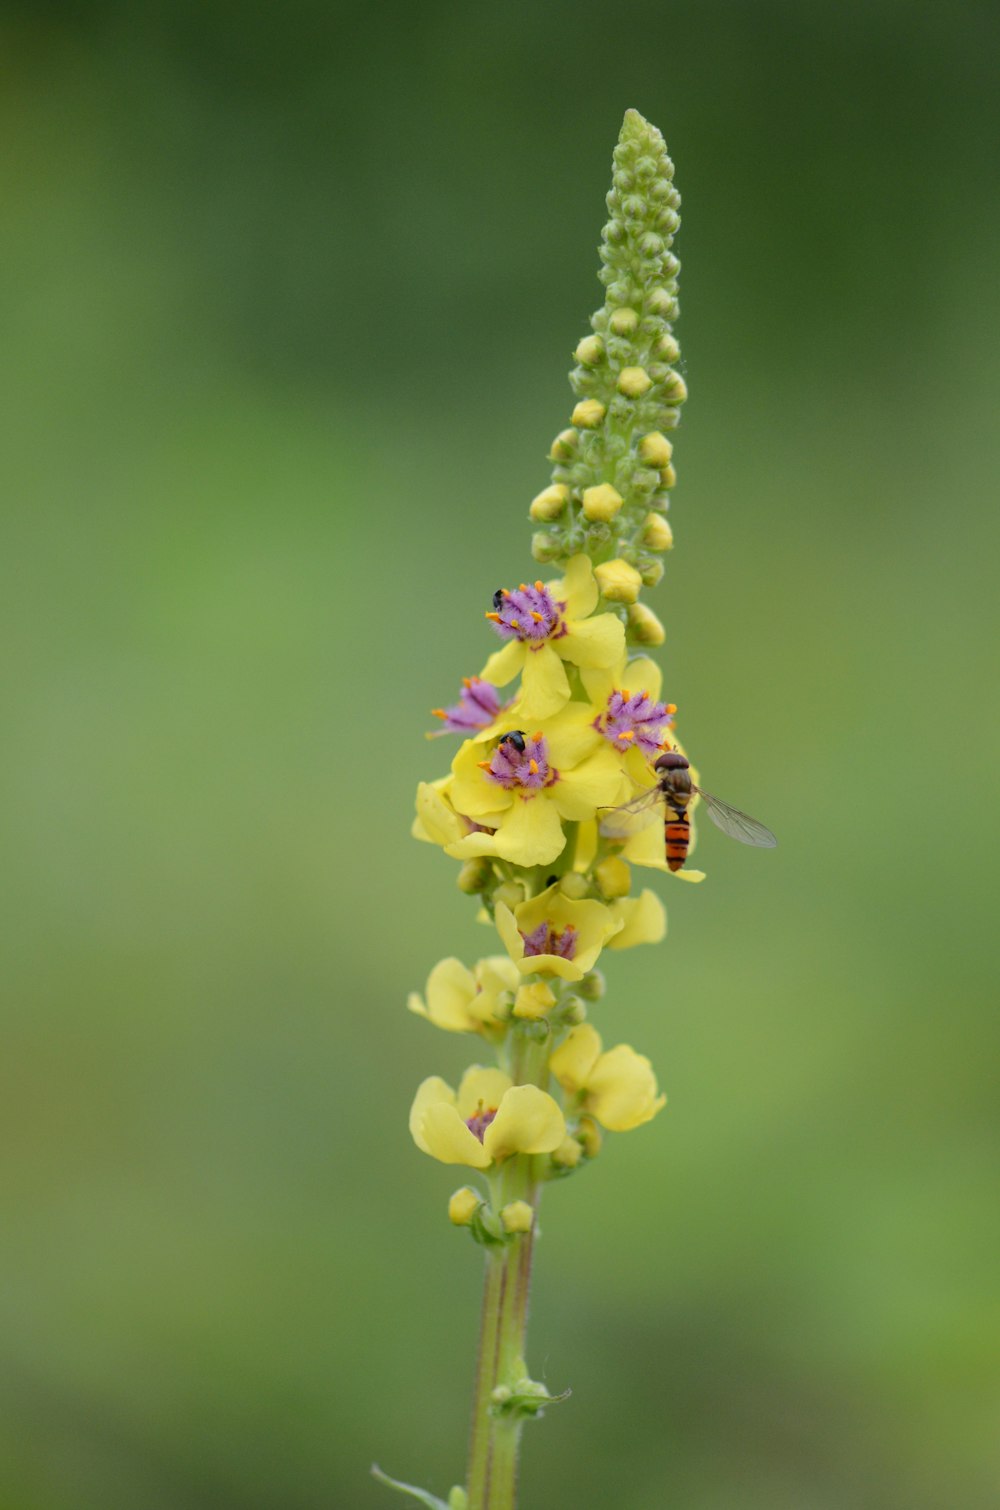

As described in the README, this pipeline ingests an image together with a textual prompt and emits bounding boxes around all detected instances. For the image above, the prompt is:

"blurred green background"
[2,2,998,1506]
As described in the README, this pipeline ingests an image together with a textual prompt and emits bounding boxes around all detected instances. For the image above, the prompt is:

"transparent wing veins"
[597,784,662,839]
[695,788,777,848]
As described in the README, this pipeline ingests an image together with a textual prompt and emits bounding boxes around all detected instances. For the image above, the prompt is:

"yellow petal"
[479,639,526,688]
[542,703,603,769]
[409,1076,456,1154]
[517,642,571,721]
[551,745,627,821]
[606,890,667,949]
[549,1024,603,1093]
[483,1085,566,1161]
[420,956,478,1031]
[559,612,625,670]
[622,655,663,702]
[456,1065,513,1119]
[414,781,466,846]
[444,829,502,861]
[494,901,524,965]
[587,1045,666,1131]
[419,1101,492,1167]
[493,794,566,867]
[450,737,516,820]
[672,868,706,883]
[556,553,598,618]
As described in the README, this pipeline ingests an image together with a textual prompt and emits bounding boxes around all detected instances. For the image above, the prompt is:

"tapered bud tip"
[594,558,643,604]
[627,601,666,646]
[578,968,606,1001]
[642,513,674,552]
[548,427,578,462]
[457,857,493,894]
[449,1187,482,1226]
[574,334,604,367]
[529,484,569,522]
[448,1489,468,1510]
[664,372,688,404]
[596,855,632,899]
[617,366,653,399]
[638,431,673,468]
[552,1136,584,1169]
[500,1200,534,1234]
[513,981,557,1020]
[581,483,623,522]
[571,398,606,429]
[656,333,681,362]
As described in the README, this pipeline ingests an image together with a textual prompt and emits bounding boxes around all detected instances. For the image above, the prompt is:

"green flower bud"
[548,427,578,462]
[617,366,652,398]
[638,431,673,468]
[646,287,675,318]
[656,332,680,362]
[531,530,563,563]
[578,968,607,1001]
[457,857,493,894]
[449,1490,469,1510]
[642,513,674,551]
[571,398,606,429]
[663,371,688,404]
[574,334,604,367]
[582,483,623,522]
[627,601,666,646]
[594,558,643,603]
[609,307,639,336]
[638,556,664,587]
[660,462,677,489]
[529,483,569,522]
[558,872,590,900]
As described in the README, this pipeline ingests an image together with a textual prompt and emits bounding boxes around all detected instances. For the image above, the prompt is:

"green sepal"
[371,1464,451,1510]
[489,1376,572,1420]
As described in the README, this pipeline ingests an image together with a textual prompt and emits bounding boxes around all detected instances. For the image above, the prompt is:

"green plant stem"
[466,1031,549,1509]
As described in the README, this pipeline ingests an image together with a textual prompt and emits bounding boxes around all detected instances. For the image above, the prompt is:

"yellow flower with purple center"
[480,555,625,722]
[549,1025,666,1132]
[427,676,513,739]
[409,1066,566,1170]
[494,882,624,980]
[407,955,520,1034]
[444,721,626,868]
[582,654,675,761]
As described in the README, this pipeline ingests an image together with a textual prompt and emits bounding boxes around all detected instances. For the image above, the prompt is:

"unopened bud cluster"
[529,109,685,650]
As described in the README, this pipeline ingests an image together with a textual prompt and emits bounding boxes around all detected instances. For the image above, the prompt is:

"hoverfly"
[601,745,776,872]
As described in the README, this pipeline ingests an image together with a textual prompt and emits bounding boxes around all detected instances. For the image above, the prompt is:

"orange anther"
[530,611,544,622]
[529,759,539,774]
[519,582,528,592]
[618,730,635,741]
[531,731,543,741]
[534,580,544,591]
[509,618,521,629]
[431,708,446,719]
[477,760,492,771]
[462,677,472,687]
[666,703,677,714]
[485,612,502,623]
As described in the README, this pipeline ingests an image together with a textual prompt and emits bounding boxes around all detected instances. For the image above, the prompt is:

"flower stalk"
[377,106,712,1510]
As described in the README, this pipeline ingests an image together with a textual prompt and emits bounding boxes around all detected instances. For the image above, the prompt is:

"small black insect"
[491,589,505,611]
[497,730,526,753]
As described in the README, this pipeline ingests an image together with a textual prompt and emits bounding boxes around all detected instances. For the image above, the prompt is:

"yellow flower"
[408,955,519,1034]
[444,714,626,868]
[549,1025,665,1131]
[605,889,667,947]
[480,555,626,722]
[495,882,624,981]
[513,981,557,1020]
[410,1067,566,1170]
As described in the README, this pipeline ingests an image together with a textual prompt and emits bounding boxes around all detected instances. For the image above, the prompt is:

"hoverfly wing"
[597,784,662,840]
[694,788,777,848]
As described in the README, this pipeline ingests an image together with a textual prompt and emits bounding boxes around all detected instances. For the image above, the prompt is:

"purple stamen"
[521,922,578,960]
[430,677,510,735]
[483,732,558,792]
[594,687,674,758]
[466,1104,498,1142]
[488,582,567,644]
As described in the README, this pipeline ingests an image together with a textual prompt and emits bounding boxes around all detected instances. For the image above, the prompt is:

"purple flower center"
[594,688,674,757]
[521,922,578,960]
[483,732,557,792]
[431,677,509,734]
[488,581,567,644]
[466,1104,498,1142]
